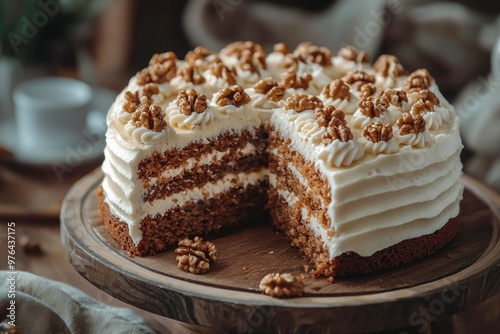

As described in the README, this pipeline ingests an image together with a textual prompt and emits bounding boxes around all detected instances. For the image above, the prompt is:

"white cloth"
[0,271,155,334]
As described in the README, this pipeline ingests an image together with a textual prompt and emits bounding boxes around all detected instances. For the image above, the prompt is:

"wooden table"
[1,160,500,333]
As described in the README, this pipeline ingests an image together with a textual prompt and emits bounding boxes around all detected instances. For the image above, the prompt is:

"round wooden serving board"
[61,169,500,333]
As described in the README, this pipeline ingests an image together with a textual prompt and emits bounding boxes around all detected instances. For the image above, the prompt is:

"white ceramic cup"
[13,77,93,150]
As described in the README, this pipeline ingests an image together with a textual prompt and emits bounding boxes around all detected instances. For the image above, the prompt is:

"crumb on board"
[19,236,43,255]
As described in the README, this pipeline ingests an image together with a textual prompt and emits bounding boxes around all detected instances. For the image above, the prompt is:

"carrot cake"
[98,42,463,277]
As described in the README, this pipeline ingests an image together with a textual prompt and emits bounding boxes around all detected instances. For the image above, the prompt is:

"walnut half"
[273,42,290,55]
[185,46,215,65]
[294,41,332,67]
[136,59,177,86]
[322,79,350,100]
[259,273,305,298]
[363,121,393,143]
[123,83,160,113]
[381,89,408,108]
[281,69,312,90]
[408,89,440,106]
[314,105,346,128]
[150,51,177,66]
[222,41,267,70]
[397,112,426,135]
[177,89,208,115]
[209,61,237,85]
[216,85,251,107]
[411,99,435,115]
[342,70,375,85]
[358,97,389,118]
[253,78,286,102]
[403,69,434,91]
[322,124,353,144]
[131,104,167,132]
[373,54,407,77]
[285,94,323,113]
[177,65,205,85]
[337,45,369,63]
[175,237,218,274]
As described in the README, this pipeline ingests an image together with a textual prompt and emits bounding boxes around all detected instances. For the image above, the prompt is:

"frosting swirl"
[245,87,285,121]
[351,108,402,129]
[124,122,174,145]
[420,105,451,131]
[320,93,359,114]
[288,110,326,144]
[167,103,215,130]
[359,136,399,154]
[318,138,364,167]
[393,127,434,148]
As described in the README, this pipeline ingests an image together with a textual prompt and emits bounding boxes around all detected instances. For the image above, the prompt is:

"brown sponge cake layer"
[269,152,331,229]
[98,183,268,256]
[138,127,269,179]
[268,187,460,277]
[144,153,268,202]
[268,130,332,208]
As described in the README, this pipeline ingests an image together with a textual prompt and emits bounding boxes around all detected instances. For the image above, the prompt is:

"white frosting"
[166,102,215,130]
[393,128,434,148]
[306,63,334,95]
[286,109,326,144]
[143,170,268,218]
[330,56,370,78]
[169,76,207,97]
[320,92,359,114]
[245,87,286,121]
[374,72,406,90]
[202,68,237,96]
[359,137,399,154]
[265,52,289,80]
[124,122,173,145]
[418,105,451,131]
[219,54,268,87]
[351,108,402,129]
[317,139,364,167]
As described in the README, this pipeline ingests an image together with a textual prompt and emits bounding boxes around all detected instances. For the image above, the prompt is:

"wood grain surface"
[0,159,101,222]
[61,169,500,333]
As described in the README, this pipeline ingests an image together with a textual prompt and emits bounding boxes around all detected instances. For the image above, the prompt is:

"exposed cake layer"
[268,185,460,276]
[269,101,463,258]
[98,184,267,255]
[102,124,268,245]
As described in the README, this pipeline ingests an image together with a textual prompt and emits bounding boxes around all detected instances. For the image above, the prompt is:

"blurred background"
[1,0,499,92]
